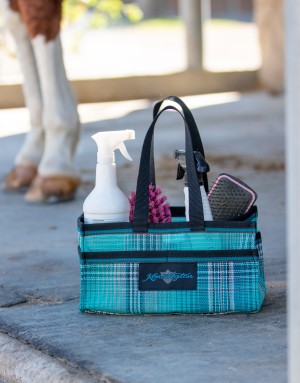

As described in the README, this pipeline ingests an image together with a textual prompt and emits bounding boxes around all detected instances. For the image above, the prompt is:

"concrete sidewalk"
[0,92,286,383]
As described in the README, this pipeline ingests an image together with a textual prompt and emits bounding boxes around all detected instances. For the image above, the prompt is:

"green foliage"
[63,0,143,28]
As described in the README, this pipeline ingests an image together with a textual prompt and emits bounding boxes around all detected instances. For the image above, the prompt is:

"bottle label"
[84,216,129,224]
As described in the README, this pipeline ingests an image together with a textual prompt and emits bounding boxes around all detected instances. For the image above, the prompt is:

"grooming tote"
[78,96,266,315]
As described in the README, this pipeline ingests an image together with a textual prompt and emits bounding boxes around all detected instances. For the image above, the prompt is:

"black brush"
[208,173,257,221]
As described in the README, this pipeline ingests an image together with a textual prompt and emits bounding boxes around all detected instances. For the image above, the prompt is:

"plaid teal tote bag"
[78,96,266,315]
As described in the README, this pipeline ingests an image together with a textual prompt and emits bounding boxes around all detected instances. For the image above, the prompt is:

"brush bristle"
[129,184,172,223]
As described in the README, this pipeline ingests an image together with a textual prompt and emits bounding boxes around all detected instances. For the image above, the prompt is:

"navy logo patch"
[139,263,197,291]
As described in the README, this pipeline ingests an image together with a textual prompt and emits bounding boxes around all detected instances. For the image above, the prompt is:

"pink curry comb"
[129,184,172,223]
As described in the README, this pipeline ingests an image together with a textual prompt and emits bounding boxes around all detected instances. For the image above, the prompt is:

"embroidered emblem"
[139,263,197,291]
[142,269,194,284]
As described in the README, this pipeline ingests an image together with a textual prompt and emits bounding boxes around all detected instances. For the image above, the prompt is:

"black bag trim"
[78,248,258,262]
[77,213,257,233]
[170,205,257,219]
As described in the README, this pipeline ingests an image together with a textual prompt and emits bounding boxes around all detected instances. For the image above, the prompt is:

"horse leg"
[2,2,43,189]
[25,33,80,202]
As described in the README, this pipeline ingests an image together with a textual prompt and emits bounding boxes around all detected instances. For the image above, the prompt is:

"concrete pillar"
[137,0,161,19]
[285,1,300,382]
[254,0,284,93]
[179,0,203,71]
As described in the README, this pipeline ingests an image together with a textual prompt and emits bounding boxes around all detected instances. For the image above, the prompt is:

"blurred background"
[0,0,283,106]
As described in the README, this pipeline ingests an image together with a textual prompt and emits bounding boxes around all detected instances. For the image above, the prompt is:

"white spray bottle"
[83,130,135,224]
[174,149,213,221]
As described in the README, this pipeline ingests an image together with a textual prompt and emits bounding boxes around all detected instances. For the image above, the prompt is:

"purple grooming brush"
[129,184,172,223]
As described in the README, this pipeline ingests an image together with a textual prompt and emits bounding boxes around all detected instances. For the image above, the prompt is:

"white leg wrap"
[32,35,80,178]
[1,2,44,166]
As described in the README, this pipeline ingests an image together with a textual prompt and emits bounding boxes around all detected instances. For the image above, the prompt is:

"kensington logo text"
[142,270,194,285]
[139,263,197,291]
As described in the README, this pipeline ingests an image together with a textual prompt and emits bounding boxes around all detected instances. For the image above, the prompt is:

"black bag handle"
[150,96,209,192]
[133,105,205,233]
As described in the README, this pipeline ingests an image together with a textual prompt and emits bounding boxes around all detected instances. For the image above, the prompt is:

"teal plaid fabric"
[79,231,256,253]
[78,211,266,315]
[80,260,265,314]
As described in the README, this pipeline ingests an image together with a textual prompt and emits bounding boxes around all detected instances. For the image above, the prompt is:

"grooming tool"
[129,184,172,223]
[208,173,257,221]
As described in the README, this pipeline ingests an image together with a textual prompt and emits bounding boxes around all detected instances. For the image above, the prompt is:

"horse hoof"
[25,175,80,203]
[4,164,37,191]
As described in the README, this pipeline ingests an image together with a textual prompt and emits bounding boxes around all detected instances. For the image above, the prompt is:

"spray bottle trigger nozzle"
[176,164,185,180]
[117,142,133,161]
[194,151,210,173]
